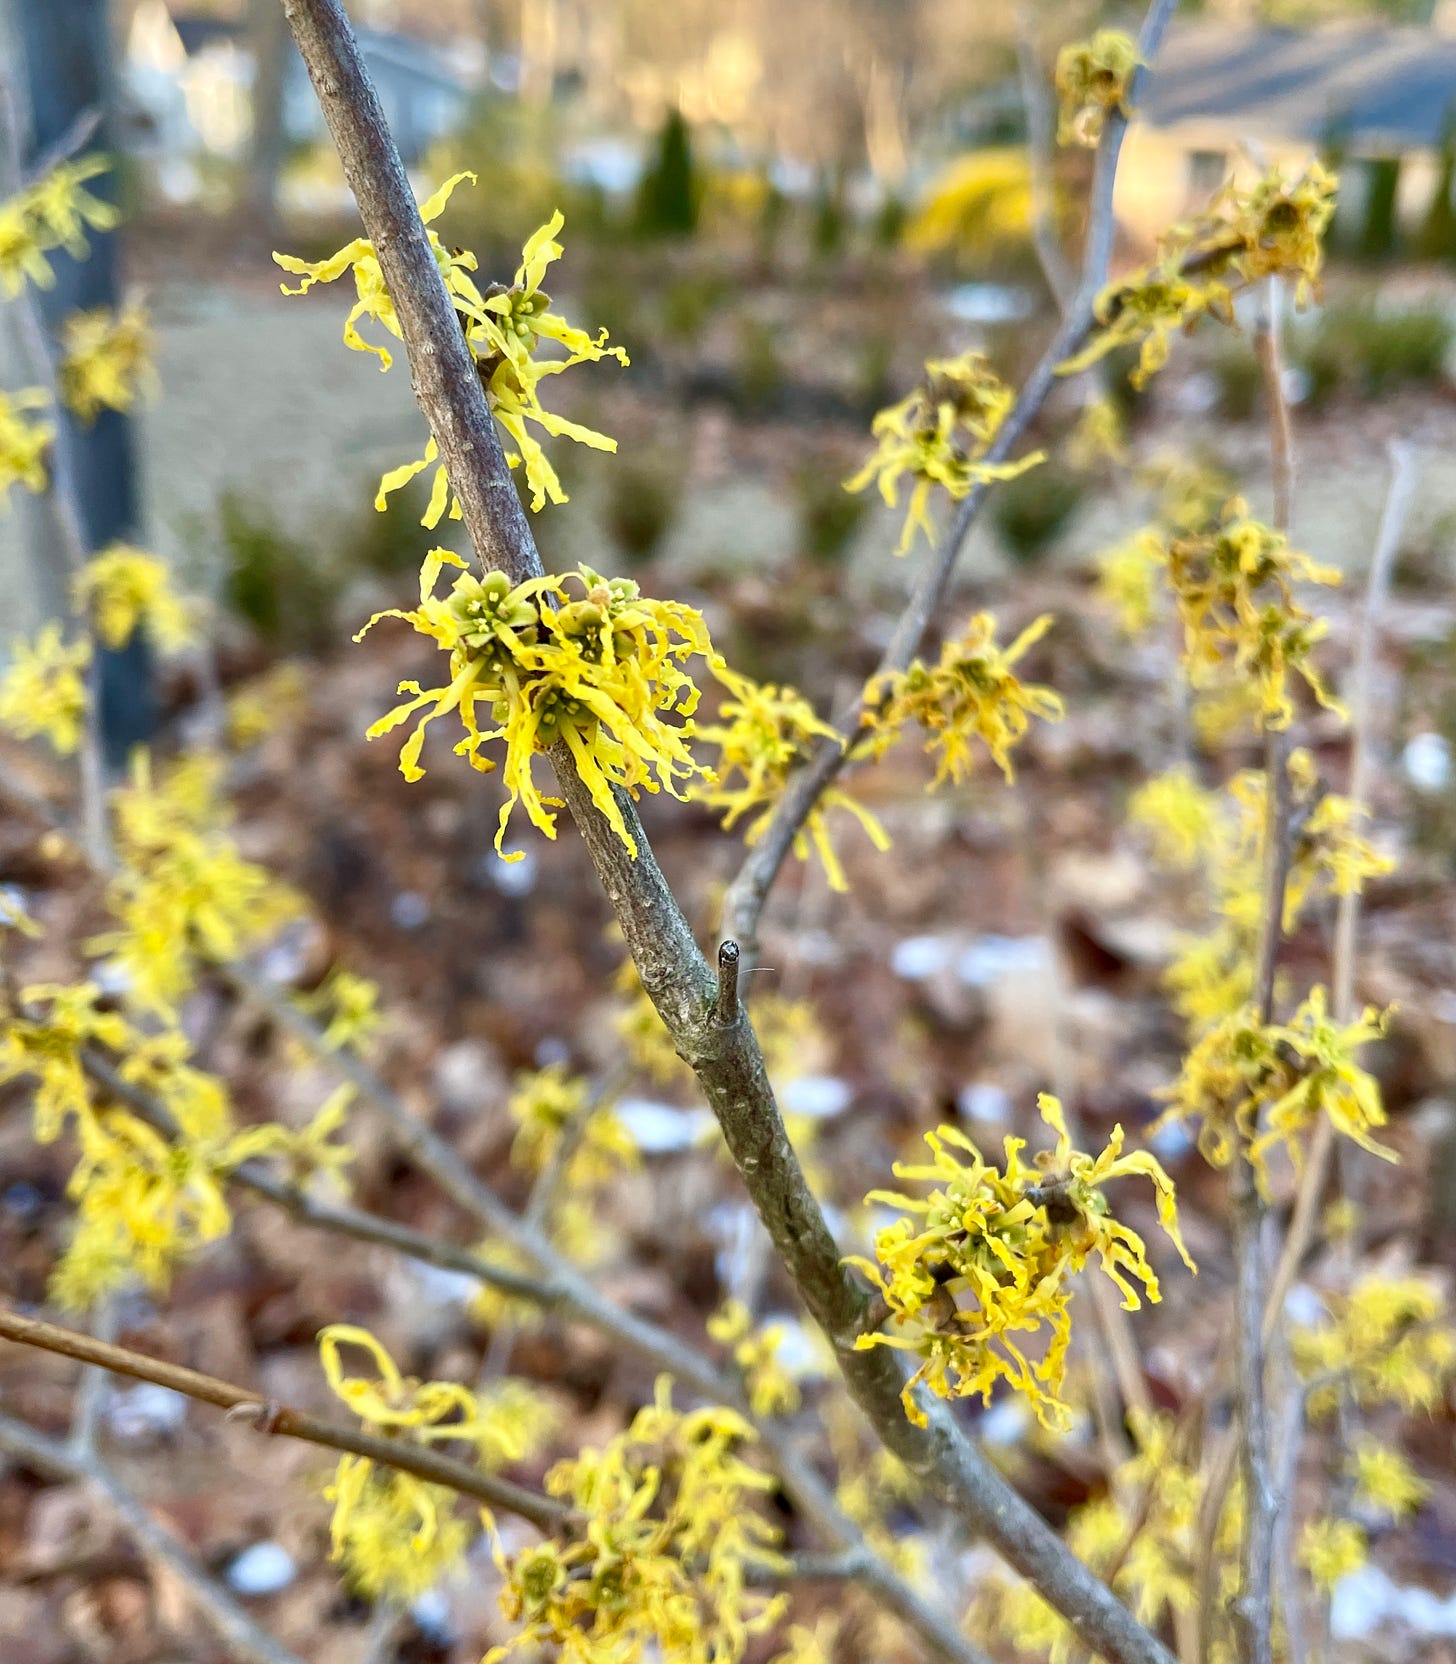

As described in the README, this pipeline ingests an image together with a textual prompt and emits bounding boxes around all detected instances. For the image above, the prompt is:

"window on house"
[1187,149,1228,201]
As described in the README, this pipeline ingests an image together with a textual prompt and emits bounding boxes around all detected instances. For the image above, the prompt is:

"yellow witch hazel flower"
[846,349,1043,554]
[1,984,350,1310]
[1096,529,1165,635]
[865,612,1063,786]
[357,551,714,859]
[318,1324,540,1600]
[297,968,383,1054]
[1160,752,1391,1034]
[488,1376,786,1664]
[507,1062,636,1190]
[692,667,888,893]
[1152,499,1342,729]
[376,206,629,520]
[58,302,155,424]
[88,752,299,1011]
[1158,986,1394,1192]
[274,171,486,369]
[0,386,54,504]
[73,545,194,652]
[1348,1435,1428,1522]
[277,180,625,518]
[1129,768,1225,869]
[1299,1517,1366,1592]
[848,1094,1194,1430]
[0,155,118,299]
[0,622,90,754]
[1063,162,1336,387]
[1055,31,1143,147]
[707,1298,804,1418]
[1292,1273,1456,1415]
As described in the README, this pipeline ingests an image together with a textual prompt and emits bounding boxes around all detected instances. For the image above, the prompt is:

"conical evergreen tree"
[634,107,699,237]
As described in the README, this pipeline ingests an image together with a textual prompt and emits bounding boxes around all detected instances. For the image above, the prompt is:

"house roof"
[1142,24,1456,153]
[171,16,241,57]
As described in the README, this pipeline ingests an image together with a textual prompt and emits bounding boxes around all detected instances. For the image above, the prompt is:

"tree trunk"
[13,0,154,764]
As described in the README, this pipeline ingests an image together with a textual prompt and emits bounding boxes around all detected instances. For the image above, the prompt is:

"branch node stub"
[714,940,742,1027]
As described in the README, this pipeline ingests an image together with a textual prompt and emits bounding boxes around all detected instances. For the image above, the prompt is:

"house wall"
[1114,123,1445,257]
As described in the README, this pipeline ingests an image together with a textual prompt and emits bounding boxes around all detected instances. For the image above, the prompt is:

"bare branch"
[0,1412,305,1664]
[1227,279,1298,1664]
[1332,442,1416,1025]
[271,8,1177,1660]
[720,0,1180,958]
[1014,9,1076,310]
[1262,442,1418,1339]
[0,1304,569,1533]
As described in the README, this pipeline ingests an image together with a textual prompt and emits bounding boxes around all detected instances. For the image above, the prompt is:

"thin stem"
[0,1304,569,1532]
[1014,8,1076,310]
[0,1412,305,1664]
[1227,279,1298,1664]
[1332,442,1415,1026]
[1256,442,1420,1362]
[719,0,1180,961]
[480,1062,628,1382]
[1272,1344,1308,1664]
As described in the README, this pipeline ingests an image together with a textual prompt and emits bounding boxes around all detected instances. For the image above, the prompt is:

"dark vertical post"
[16,0,154,764]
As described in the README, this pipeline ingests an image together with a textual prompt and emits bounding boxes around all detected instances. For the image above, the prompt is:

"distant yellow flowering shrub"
[358,552,716,859]
[0,155,117,298]
[848,1094,1194,1429]
[73,544,194,652]
[846,349,1042,554]
[0,622,90,753]
[88,752,299,1011]
[693,668,888,892]
[866,611,1063,785]
[1055,30,1142,146]
[0,386,53,503]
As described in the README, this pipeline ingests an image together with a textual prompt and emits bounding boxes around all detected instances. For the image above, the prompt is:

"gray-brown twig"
[0,1304,570,1533]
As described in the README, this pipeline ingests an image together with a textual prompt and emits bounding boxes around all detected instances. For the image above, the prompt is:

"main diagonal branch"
[721,0,1179,958]
[278,5,1176,1661]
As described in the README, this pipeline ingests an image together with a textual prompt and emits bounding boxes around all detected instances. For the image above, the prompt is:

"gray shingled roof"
[1142,24,1456,153]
